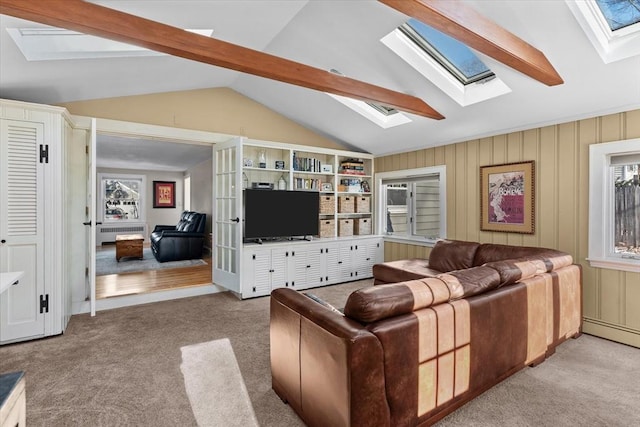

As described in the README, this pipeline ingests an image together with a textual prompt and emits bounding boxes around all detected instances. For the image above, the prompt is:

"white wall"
[186,158,213,236]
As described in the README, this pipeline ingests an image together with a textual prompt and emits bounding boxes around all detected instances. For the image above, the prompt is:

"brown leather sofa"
[270,239,582,426]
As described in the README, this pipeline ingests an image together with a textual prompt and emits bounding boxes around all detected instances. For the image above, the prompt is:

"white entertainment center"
[213,138,383,299]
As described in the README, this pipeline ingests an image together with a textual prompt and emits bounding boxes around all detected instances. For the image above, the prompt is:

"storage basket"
[319,195,335,215]
[355,195,370,213]
[319,219,335,238]
[338,219,354,237]
[338,195,355,213]
[354,218,372,235]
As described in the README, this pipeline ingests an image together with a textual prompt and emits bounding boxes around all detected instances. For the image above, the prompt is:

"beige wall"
[59,87,345,150]
[375,109,640,348]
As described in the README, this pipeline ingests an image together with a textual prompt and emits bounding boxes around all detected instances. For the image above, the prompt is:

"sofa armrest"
[152,224,176,233]
[157,231,204,238]
[270,288,390,427]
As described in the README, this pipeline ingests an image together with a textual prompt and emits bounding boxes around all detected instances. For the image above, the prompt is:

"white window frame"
[98,173,146,224]
[566,0,640,63]
[376,165,447,246]
[381,28,511,107]
[588,138,640,273]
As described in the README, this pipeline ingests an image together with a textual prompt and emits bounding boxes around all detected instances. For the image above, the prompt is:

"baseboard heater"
[98,223,148,245]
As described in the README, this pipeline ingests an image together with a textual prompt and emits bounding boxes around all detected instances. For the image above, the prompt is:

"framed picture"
[321,164,333,173]
[153,181,176,208]
[480,161,535,234]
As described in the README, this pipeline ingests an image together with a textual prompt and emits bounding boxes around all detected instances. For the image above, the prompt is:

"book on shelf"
[293,152,322,173]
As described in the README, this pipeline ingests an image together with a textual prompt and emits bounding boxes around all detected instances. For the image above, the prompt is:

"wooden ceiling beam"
[0,0,445,119]
[380,0,563,86]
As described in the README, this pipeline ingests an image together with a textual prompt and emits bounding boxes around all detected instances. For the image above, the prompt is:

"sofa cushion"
[344,278,463,323]
[372,259,442,284]
[428,239,481,272]
[473,243,570,267]
[437,266,501,298]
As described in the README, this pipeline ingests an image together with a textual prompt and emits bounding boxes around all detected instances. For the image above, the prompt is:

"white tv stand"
[241,235,382,298]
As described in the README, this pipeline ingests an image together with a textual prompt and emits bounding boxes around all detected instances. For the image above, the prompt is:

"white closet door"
[0,119,45,342]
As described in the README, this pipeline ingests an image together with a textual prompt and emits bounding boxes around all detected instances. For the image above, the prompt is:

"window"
[567,0,640,63]
[400,19,495,86]
[588,138,640,273]
[376,166,446,244]
[99,174,145,223]
[381,19,511,106]
[595,0,640,31]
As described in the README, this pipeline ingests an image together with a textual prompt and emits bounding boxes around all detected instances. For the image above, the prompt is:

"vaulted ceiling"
[1,0,639,157]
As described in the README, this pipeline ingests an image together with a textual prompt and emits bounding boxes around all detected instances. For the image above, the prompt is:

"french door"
[212,137,242,292]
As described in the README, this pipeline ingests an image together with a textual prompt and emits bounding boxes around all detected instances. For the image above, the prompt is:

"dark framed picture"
[153,181,176,208]
[480,161,535,234]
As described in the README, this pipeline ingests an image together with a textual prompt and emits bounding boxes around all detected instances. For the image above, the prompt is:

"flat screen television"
[244,189,320,240]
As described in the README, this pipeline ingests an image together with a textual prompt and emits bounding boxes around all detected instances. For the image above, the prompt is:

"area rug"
[180,338,259,427]
[95,247,206,276]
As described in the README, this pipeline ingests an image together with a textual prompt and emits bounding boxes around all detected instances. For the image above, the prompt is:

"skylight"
[399,19,495,86]
[382,19,510,107]
[327,94,412,129]
[7,27,214,61]
[567,0,640,63]
[595,0,640,31]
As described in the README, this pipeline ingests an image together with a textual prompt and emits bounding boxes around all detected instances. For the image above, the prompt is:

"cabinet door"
[338,243,354,282]
[290,248,307,289]
[270,248,289,290]
[243,249,271,297]
[354,239,382,279]
[0,119,46,343]
[321,243,339,285]
[303,246,323,290]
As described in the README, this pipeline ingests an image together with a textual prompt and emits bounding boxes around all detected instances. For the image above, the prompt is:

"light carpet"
[96,247,206,276]
[180,338,259,427]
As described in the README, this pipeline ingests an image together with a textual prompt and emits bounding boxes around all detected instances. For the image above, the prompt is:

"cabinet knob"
[0,239,5,244]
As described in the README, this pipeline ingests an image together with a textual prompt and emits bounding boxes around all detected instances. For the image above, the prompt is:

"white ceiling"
[1,0,639,164]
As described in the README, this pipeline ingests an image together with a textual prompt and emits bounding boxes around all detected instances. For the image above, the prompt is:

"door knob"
[231,217,240,223]
[1,239,6,243]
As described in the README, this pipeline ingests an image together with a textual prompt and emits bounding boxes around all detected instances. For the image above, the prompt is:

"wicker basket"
[338,219,354,236]
[354,218,372,235]
[355,195,370,213]
[338,196,355,213]
[319,219,335,238]
[319,195,335,215]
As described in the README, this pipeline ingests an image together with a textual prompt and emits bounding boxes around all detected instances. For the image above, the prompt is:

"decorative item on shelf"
[275,160,285,170]
[294,177,321,191]
[242,172,249,190]
[340,177,362,192]
[321,164,333,173]
[360,180,370,193]
[321,182,333,191]
[258,149,267,168]
[278,174,287,190]
[243,158,254,167]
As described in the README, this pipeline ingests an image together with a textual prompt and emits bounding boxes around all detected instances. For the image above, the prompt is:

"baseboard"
[582,316,640,348]
[72,284,225,314]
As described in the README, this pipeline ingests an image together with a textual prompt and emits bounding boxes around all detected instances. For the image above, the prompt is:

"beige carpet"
[180,338,258,427]
[0,279,638,426]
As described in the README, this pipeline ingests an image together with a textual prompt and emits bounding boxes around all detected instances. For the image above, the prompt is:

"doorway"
[88,119,234,307]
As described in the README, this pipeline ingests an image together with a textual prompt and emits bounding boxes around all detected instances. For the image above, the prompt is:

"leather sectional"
[270,239,582,426]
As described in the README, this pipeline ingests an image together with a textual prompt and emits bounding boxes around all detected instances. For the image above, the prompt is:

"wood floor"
[96,245,212,299]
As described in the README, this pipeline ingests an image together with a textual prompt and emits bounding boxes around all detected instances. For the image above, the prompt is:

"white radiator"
[98,223,148,245]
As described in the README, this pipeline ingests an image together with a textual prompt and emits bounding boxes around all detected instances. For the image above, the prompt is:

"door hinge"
[85,145,89,154]
[85,267,89,277]
[85,206,89,216]
[39,144,49,163]
[39,294,49,313]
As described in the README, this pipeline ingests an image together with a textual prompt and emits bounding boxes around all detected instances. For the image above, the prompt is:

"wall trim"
[583,316,640,348]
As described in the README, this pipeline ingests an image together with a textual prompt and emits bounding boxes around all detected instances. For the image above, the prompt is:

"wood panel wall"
[375,109,640,347]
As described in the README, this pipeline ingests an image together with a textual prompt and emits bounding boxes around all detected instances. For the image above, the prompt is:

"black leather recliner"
[150,211,206,262]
